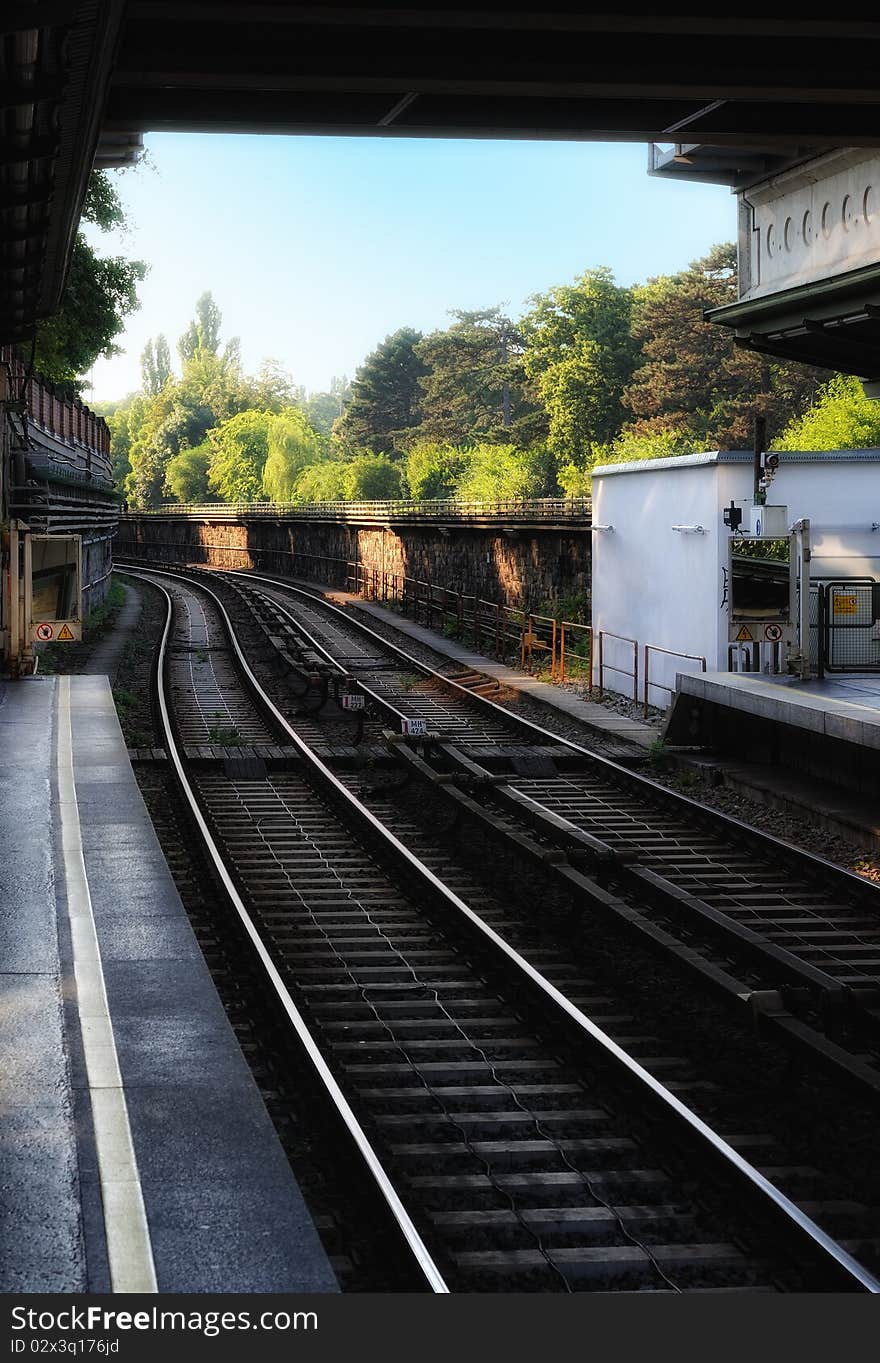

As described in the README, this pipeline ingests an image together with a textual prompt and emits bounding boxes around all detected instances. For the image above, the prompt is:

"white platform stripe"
[57,676,158,1293]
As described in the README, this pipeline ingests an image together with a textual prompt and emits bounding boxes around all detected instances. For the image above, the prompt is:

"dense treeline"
[102,243,855,509]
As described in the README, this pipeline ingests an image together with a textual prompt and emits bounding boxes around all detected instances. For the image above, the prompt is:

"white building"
[591,450,880,707]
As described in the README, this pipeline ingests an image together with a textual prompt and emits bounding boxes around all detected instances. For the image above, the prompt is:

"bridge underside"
[5,9,880,363]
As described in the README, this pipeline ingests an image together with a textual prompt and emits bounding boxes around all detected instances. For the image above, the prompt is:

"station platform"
[671,670,880,749]
[0,673,337,1294]
[666,669,880,813]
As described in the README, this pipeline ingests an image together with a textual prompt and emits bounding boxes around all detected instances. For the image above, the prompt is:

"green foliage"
[33,238,146,394]
[622,243,822,448]
[117,294,303,507]
[178,290,223,360]
[248,358,304,413]
[293,461,350,502]
[600,428,702,466]
[207,410,272,503]
[404,439,472,499]
[304,376,351,435]
[34,170,145,393]
[335,327,426,452]
[262,407,327,500]
[165,443,213,502]
[774,373,880,450]
[106,239,834,513]
[417,307,545,447]
[455,443,555,500]
[523,268,639,476]
[140,335,172,395]
[341,453,402,500]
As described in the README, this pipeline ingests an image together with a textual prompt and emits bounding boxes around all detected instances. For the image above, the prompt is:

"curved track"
[185,565,880,1098]
[126,563,880,1294]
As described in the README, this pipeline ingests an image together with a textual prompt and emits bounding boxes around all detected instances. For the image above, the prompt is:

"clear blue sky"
[86,132,734,403]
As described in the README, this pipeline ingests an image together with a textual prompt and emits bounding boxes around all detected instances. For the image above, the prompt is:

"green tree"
[293,461,350,502]
[455,443,556,501]
[140,334,172,395]
[774,374,880,450]
[522,268,639,479]
[178,290,223,360]
[623,243,821,449]
[33,171,146,394]
[262,407,327,501]
[342,453,403,500]
[164,443,213,502]
[248,358,304,412]
[417,307,544,446]
[404,439,472,499]
[208,409,272,503]
[335,328,427,452]
[102,394,145,487]
[305,376,351,435]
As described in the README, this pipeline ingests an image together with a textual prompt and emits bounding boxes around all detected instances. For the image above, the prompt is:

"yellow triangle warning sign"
[735,626,754,642]
[57,623,75,641]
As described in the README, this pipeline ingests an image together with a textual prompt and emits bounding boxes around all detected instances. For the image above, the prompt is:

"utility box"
[591,450,880,706]
[749,505,789,537]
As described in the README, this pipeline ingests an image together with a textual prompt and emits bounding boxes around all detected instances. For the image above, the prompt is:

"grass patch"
[208,713,242,744]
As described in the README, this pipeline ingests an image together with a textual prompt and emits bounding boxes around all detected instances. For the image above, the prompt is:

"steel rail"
[145,572,450,1294]
[223,569,880,1042]
[129,563,880,1293]
[217,567,880,906]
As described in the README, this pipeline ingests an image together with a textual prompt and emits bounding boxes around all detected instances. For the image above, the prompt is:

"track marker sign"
[401,717,427,737]
[340,692,365,711]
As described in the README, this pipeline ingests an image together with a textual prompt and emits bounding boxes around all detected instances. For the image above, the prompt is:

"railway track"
[170,564,880,1100]
[125,563,879,1293]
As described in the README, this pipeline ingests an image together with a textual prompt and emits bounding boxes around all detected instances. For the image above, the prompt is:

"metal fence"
[120,496,592,525]
[812,579,880,673]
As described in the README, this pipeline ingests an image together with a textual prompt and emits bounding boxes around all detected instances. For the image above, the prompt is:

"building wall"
[115,516,592,613]
[594,451,880,706]
[593,462,722,705]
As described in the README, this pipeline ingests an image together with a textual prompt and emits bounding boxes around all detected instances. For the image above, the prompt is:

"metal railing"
[120,495,592,525]
[643,644,707,715]
[593,630,639,702]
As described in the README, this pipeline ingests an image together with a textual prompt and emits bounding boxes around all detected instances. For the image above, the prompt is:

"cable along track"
[130,566,877,1293]
[178,565,880,1091]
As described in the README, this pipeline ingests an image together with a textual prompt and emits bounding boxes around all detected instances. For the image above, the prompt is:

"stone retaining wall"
[115,516,592,613]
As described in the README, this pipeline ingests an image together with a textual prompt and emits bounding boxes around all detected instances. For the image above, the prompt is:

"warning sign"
[32,620,81,643]
[833,593,858,615]
[764,623,784,642]
[735,626,754,642]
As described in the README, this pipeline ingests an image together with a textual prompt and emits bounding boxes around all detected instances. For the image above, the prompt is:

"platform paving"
[0,673,337,1294]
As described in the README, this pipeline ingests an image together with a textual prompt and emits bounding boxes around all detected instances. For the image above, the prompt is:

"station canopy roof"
[4,7,880,346]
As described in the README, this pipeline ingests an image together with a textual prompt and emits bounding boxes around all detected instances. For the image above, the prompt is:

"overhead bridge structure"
[3,7,880,353]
